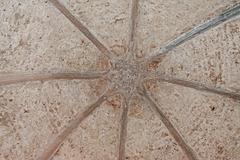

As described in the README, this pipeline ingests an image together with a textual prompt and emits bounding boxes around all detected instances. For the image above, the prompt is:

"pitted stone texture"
[135,0,238,58]
[108,59,144,96]
[125,96,186,160]
[62,0,130,57]
[0,79,104,160]
[157,17,240,92]
[0,0,103,73]
[148,82,240,160]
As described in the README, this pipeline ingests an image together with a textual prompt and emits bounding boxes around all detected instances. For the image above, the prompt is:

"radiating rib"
[149,4,240,61]
[0,72,107,86]
[118,99,129,160]
[138,86,198,160]
[37,92,109,160]
[157,76,240,100]
[128,0,140,54]
[49,0,113,58]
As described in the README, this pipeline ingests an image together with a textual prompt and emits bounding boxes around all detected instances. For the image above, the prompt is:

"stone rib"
[149,4,240,61]
[50,0,113,58]
[0,72,106,86]
[128,0,140,54]
[138,86,198,160]
[157,76,240,100]
[118,99,129,160]
[37,93,109,160]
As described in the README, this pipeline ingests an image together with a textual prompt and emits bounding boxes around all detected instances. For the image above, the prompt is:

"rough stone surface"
[148,82,240,160]
[108,59,145,96]
[0,0,105,73]
[0,79,107,160]
[0,0,240,160]
[126,96,186,160]
[62,0,131,57]
[51,97,122,160]
[135,0,238,58]
[157,17,240,92]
